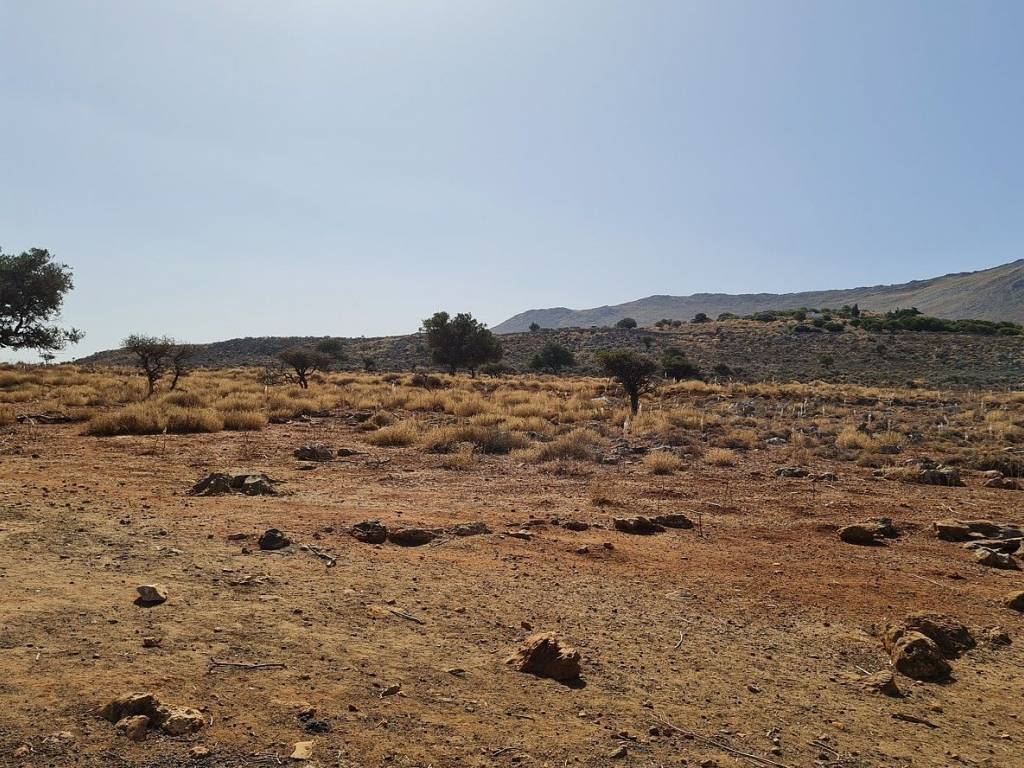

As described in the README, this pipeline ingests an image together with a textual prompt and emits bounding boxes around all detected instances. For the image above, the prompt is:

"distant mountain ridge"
[492,260,1024,333]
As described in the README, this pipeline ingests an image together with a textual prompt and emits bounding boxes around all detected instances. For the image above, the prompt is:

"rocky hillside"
[77,322,1024,390]
[494,260,1024,333]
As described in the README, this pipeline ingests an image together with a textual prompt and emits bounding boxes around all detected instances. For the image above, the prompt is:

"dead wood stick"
[650,714,792,768]
[210,659,287,670]
[673,631,684,650]
[307,545,337,567]
[388,608,426,625]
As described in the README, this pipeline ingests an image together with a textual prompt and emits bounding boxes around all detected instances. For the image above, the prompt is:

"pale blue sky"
[2,1,1022,358]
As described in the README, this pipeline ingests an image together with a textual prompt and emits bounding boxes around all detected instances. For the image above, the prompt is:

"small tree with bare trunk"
[278,346,333,389]
[597,348,659,415]
[169,344,198,390]
[122,334,174,397]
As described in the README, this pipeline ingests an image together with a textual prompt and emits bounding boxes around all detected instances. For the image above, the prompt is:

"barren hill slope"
[493,260,1024,333]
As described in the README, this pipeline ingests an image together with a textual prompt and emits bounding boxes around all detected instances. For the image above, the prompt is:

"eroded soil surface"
[1,416,1023,767]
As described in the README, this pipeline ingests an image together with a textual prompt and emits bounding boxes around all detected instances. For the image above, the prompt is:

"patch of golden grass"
[0,406,15,427]
[704,447,737,467]
[364,420,420,446]
[518,428,604,463]
[222,409,268,431]
[437,444,478,470]
[166,407,224,434]
[643,451,684,475]
[421,424,529,454]
[84,403,168,436]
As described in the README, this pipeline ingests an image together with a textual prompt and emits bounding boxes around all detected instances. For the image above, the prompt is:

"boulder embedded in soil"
[613,516,665,535]
[933,520,971,542]
[115,715,150,742]
[1004,590,1024,612]
[652,513,694,529]
[98,692,205,736]
[839,524,883,546]
[975,548,1019,570]
[886,631,951,681]
[506,632,581,682]
[190,472,277,496]
[561,520,590,532]
[294,444,334,462]
[258,528,291,551]
[161,707,205,736]
[898,613,976,658]
[350,520,388,544]
[388,527,436,547]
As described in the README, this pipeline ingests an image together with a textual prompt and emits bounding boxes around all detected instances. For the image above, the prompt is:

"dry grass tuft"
[222,409,268,431]
[364,420,420,446]
[643,451,685,475]
[704,447,737,467]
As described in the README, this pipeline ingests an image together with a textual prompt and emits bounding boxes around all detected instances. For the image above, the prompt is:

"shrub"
[222,409,268,431]
[161,390,207,408]
[166,407,224,434]
[85,403,168,436]
[704,447,737,466]
[615,317,638,329]
[643,451,684,474]
[421,425,528,454]
[364,421,420,446]
[521,428,603,463]
[662,348,701,380]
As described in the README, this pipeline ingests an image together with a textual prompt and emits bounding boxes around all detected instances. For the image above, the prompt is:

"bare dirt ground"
[1,409,1023,767]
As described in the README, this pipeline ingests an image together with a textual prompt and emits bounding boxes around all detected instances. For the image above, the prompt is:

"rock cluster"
[98,693,204,740]
[190,472,277,496]
[293,444,334,462]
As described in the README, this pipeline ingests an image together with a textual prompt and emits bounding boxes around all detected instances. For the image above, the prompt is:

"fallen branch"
[307,545,337,567]
[210,659,287,670]
[892,712,938,729]
[651,714,792,768]
[388,608,426,625]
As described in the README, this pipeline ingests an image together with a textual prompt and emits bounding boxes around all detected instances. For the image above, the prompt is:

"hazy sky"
[2,1,1023,359]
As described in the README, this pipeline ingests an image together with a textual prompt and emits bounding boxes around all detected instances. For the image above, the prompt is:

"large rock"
[898,613,976,658]
[506,632,581,682]
[1004,590,1024,612]
[134,584,168,607]
[161,707,205,736]
[350,520,388,544]
[258,528,291,551]
[652,513,694,529]
[975,548,1019,570]
[294,444,334,462]
[190,472,277,496]
[613,516,665,535]
[388,527,437,547]
[933,519,971,542]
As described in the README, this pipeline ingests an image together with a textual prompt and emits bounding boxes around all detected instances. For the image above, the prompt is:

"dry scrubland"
[1,365,1024,767]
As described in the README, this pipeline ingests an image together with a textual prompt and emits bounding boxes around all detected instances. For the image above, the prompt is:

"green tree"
[420,311,503,376]
[0,248,83,352]
[661,348,701,380]
[691,312,710,323]
[615,317,638,329]
[529,322,541,332]
[315,338,346,363]
[278,346,333,388]
[596,349,659,415]
[529,341,576,373]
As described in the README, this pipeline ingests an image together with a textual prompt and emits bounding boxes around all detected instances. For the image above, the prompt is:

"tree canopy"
[0,248,83,351]
[596,348,659,414]
[421,311,502,375]
[529,341,576,373]
[278,346,334,388]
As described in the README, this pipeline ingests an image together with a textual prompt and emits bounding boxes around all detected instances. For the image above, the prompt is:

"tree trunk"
[629,392,640,415]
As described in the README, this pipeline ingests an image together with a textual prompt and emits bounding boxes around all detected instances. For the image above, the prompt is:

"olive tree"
[529,341,576,374]
[122,334,175,397]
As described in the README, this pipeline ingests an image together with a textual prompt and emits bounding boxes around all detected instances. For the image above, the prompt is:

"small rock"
[506,632,582,682]
[115,715,150,742]
[161,707,205,736]
[380,684,402,697]
[258,528,291,551]
[775,466,809,478]
[350,520,388,544]
[933,519,971,542]
[141,636,161,648]
[508,530,533,541]
[609,744,628,759]
[984,626,1011,646]
[290,741,314,760]
[450,521,490,537]
[189,745,211,759]
[388,527,436,547]
[134,584,168,607]
[860,670,902,697]
[561,520,590,531]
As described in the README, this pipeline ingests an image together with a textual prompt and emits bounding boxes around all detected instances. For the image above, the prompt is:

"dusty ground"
[1,406,1023,767]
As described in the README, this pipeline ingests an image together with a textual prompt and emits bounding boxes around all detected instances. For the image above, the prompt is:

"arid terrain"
[1,367,1023,767]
